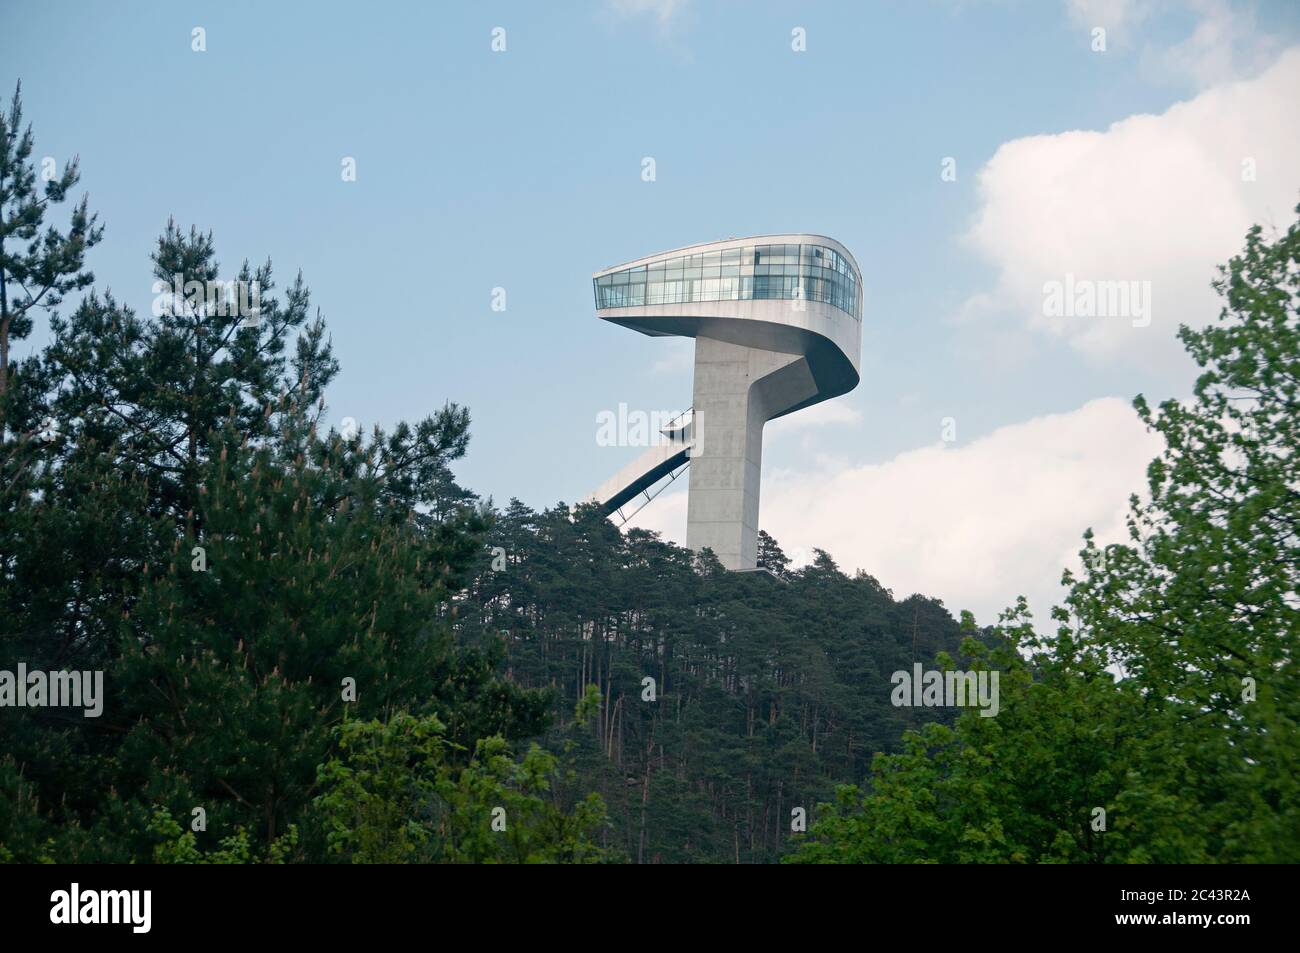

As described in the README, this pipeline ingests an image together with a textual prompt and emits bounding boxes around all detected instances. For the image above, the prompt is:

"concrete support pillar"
[685,336,818,569]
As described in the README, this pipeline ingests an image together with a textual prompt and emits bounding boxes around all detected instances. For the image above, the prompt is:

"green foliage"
[313,710,615,863]
[148,808,297,864]
[1068,204,1300,861]
[790,204,1300,864]
[788,607,1206,863]
[314,712,449,863]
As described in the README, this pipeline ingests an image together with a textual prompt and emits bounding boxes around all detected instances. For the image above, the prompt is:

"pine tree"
[0,81,101,425]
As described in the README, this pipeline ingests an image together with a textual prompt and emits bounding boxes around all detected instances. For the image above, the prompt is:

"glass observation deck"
[594,242,861,320]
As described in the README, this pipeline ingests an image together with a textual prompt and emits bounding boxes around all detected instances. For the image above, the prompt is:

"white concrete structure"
[590,235,863,570]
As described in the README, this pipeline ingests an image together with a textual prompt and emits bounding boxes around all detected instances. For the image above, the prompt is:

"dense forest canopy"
[458,513,983,862]
[1,84,1296,863]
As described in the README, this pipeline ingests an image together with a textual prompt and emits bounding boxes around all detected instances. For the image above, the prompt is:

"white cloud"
[626,398,1161,626]
[1066,0,1281,86]
[959,46,1300,367]
[1146,0,1282,87]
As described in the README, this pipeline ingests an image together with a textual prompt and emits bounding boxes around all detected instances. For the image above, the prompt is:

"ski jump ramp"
[589,234,863,571]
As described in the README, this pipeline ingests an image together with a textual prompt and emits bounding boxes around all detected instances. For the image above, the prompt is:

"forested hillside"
[457,512,978,862]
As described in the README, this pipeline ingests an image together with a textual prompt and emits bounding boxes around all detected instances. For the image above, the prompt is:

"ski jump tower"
[590,234,863,570]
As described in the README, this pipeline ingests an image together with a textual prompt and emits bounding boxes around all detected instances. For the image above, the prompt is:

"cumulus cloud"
[959,46,1300,367]
[626,398,1162,625]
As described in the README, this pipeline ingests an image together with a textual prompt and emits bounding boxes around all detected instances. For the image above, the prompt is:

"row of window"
[596,274,857,314]
[595,243,860,319]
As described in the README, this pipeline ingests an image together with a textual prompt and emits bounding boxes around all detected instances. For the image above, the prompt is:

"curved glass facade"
[594,242,861,320]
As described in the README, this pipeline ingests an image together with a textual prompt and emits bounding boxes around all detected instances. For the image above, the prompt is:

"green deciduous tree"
[789,204,1300,864]
[314,699,614,864]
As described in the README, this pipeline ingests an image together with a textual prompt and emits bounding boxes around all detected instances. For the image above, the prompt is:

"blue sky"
[4,0,1299,621]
